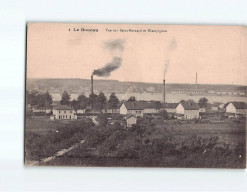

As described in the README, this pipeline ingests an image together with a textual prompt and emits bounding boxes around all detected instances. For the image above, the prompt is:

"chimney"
[163,79,166,103]
[195,72,198,90]
[91,75,94,95]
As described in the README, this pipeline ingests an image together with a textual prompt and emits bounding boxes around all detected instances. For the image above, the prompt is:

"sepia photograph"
[25,23,247,168]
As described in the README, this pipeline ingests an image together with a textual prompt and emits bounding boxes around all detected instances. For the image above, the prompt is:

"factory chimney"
[91,75,94,95]
[163,78,166,103]
[195,72,198,90]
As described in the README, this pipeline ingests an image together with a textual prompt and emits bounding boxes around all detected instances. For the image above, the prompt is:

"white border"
[0,0,247,192]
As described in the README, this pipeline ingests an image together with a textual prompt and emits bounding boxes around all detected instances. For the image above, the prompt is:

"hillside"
[26,78,247,94]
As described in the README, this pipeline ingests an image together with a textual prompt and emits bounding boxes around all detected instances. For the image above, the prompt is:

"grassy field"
[24,118,95,162]
[25,117,75,133]
[25,116,246,168]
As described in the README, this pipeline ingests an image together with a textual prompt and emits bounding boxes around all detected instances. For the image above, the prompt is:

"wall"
[226,103,237,113]
[126,116,137,127]
[184,109,199,119]
[143,108,158,114]
[53,109,75,119]
[176,103,185,114]
[120,104,128,115]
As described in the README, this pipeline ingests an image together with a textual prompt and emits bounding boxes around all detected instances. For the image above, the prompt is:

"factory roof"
[163,103,179,109]
[122,101,158,110]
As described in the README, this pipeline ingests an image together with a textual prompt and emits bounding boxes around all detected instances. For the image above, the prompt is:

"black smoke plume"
[92,39,125,77]
[92,57,122,77]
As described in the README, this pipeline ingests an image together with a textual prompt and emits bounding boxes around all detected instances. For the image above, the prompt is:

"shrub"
[96,114,108,126]
[25,120,95,161]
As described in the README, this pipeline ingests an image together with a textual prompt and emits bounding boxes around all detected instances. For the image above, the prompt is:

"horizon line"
[26,77,247,87]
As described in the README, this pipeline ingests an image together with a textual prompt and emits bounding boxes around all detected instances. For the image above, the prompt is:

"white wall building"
[52,105,77,120]
[120,101,159,117]
[176,101,199,119]
[225,102,246,116]
[126,114,137,127]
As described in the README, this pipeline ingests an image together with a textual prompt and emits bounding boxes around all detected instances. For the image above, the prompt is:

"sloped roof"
[163,103,179,109]
[212,102,223,107]
[122,102,144,110]
[122,101,158,110]
[54,105,73,110]
[180,101,199,110]
[107,103,122,109]
[125,114,137,119]
[229,102,246,109]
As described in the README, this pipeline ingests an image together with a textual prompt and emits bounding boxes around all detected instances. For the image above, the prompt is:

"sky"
[27,23,247,85]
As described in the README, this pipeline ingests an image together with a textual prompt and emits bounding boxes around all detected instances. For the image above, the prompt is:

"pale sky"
[27,23,247,85]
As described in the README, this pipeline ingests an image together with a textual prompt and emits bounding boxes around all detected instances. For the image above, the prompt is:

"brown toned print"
[25,23,247,168]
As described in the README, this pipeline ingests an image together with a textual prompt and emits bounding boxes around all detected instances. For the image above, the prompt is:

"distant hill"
[26,78,247,94]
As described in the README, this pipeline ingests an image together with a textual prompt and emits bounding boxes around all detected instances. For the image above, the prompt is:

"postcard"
[25,23,247,168]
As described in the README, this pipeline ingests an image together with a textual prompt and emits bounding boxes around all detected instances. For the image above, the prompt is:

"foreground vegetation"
[25,115,246,168]
[25,119,95,161]
[26,117,246,168]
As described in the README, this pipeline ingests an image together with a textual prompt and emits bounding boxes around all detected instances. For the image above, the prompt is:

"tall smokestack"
[163,79,166,103]
[195,72,198,90]
[91,75,94,95]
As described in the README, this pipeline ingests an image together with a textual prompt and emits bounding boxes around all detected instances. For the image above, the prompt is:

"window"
[70,111,72,113]
[64,111,66,114]
[59,111,60,113]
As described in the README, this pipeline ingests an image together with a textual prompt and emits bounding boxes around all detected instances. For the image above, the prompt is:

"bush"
[25,120,95,161]
[96,114,108,126]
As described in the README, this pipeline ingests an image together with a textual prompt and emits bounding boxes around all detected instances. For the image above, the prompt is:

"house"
[125,114,137,127]
[176,101,199,119]
[162,103,178,113]
[120,102,144,117]
[211,102,224,111]
[32,106,52,114]
[120,101,160,117]
[225,102,246,117]
[142,101,160,114]
[106,103,121,114]
[52,105,77,120]
[106,108,120,114]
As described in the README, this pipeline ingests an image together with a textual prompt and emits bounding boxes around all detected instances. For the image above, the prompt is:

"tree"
[29,90,40,107]
[97,92,107,105]
[77,94,88,109]
[160,109,169,120]
[60,91,70,105]
[89,93,98,109]
[127,96,136,102]
[108,93,119,109]
[42,91,53,107]
[71,100,80,113]
[198,97,208,108]
[96,113,108,126]
[94,92,107,111]
[188,99,196,104]
[154,101,162,110]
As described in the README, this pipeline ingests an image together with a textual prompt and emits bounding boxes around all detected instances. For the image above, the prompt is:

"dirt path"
[26,140,85,166]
